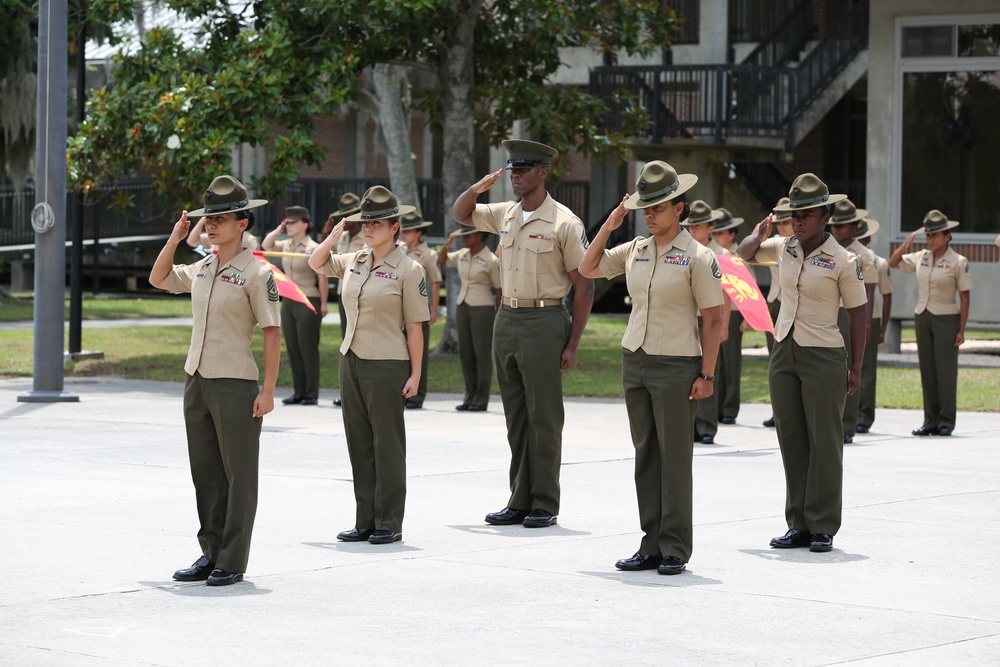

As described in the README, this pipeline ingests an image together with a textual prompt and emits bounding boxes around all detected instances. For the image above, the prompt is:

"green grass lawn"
[1,305,998,411]
[0,293,192,322]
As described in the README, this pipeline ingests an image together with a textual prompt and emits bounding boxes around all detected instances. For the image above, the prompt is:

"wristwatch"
[697,373,715,382]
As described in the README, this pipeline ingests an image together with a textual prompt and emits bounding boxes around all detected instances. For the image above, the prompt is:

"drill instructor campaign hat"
[712,208,745,232]
[186,175,268,228]
[914,209,960,234]
[624,161,698,210]
[827,199,868,225]
[400,211,434,231]
[680,199,723,226]
[501,139,558,169]
[853,218,881,240]
[330,192,362,217]
[772,197,793,222]
[344,186,416,223]
[772,173,847,212]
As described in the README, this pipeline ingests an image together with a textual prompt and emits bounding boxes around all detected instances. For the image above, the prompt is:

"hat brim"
[453,227,486,237]
[712,218,745,232]
[854,219,880,240]
[827,208,869,225]
[345,204,417,223]
[401,220,434,231]
[624,173,699,210]
[681,209,725,227]
[772,193,848,212]
[187,198,268,218]
[331,205,362,217]
[914,219,960,234]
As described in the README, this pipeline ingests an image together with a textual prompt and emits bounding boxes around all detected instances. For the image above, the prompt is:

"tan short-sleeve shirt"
[871,253,893,315]
[446,246,501,307]
[847,240,879,284]
[406,241,443,311]
[321,246,430,360]
[767,265,782,303]
[163,249,281,380]
[335,232,367,295]
[197,232,260,251]
[752,234,867,347]
[271,237,321,297]
[708,239,731,256]
[471,193,587,300]
[597,230,724,356]
[897,247,972,315]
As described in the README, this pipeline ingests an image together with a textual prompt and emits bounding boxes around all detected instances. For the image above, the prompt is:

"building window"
[896,17,1000,238]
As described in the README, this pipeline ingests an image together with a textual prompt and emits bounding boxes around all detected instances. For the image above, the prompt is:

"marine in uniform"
[325,194,365,408]
[827,200,878,444]
[683,201,728,444]
[149,175,281,586]
[308,186,429,544]
[579,161,723,576]
[438,227,501,412]
[854,219,892,434]
[262,206,329,406]
[400,212,443,409]
[710,208,746,425]
[451,139,595,529]
[889,210,972,437]
[738,173,867,554]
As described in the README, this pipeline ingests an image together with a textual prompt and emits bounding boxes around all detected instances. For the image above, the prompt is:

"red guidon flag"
[716,254,773,334]
[251,252,316,313]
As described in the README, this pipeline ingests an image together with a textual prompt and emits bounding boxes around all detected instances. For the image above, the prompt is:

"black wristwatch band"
[698,373,715,382]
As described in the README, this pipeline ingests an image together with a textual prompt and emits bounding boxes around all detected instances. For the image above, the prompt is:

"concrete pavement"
[1,377,998,665]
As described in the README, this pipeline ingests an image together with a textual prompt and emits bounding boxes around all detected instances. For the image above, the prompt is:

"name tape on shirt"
[350,268,362,275]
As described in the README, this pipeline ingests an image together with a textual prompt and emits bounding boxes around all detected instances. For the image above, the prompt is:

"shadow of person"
[578,570,723,588]
[447,524,592,538]
[302,541,423,554]
[139,580,272,597]
[738,548,870,564]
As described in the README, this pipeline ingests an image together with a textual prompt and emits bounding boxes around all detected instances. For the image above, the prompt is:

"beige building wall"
[868,1,1000,325]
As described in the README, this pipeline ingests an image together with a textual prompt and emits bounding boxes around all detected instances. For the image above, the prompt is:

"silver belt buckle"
[509,297,518,309]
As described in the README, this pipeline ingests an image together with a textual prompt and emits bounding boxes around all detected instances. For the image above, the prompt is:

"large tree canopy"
[69,0,676,205]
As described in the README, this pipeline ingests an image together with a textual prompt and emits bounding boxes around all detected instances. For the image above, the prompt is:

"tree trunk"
[371,63,420,214]
[434,1,481,355]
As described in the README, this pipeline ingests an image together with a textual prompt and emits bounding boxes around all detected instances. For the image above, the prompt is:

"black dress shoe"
[337,527,374,542]
[282,395,303,405]
[720,416,736,425]
[455,404,469,411]
[615,552,662,571]
[405,399,423,409]
[522,508,557,528]
[912,425,939,436]
[700,434,714,445]
[855,424,869,434]
[657,555,686,575]
[465,405,484,412]
[762,417,775,428]
[333,398,342,407]
[369,530,402,544]
[809,533,833,552]
[770,529,811,549]
[206,568,244,586]
[485,507,529,525]
[843,434,853,444]
[938,426,952,436]
[299,397,318,406]
[172,555,215,581]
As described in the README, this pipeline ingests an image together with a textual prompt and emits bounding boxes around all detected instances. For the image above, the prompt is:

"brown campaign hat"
[400,211,433,231]
[453,226,486,237]
[331,192,362,217]
[914,209,960,234]
[772,173,847,211]
[853,218,880,240]
[772,197,793,222]
[827,199,868,225]
[712,207,745,232]
[624,161,698,210]
[345,186,416,223]
[680,199,723,226]
[501,139,558,169]
[187,175,268,225]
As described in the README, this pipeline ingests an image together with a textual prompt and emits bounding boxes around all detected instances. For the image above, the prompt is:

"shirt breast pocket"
[524,237,554,274]
[499,233,515,271]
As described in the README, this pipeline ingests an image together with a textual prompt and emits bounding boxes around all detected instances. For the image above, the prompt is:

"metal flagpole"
[19,0,78,403]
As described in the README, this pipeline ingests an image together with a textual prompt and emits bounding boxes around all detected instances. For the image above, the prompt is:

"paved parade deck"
[1,377,998,665]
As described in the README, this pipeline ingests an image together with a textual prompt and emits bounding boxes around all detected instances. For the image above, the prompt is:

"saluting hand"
[603,195,630,232]
[473,168,505,195]
[172,211,191,243]
[755,213,773,239]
